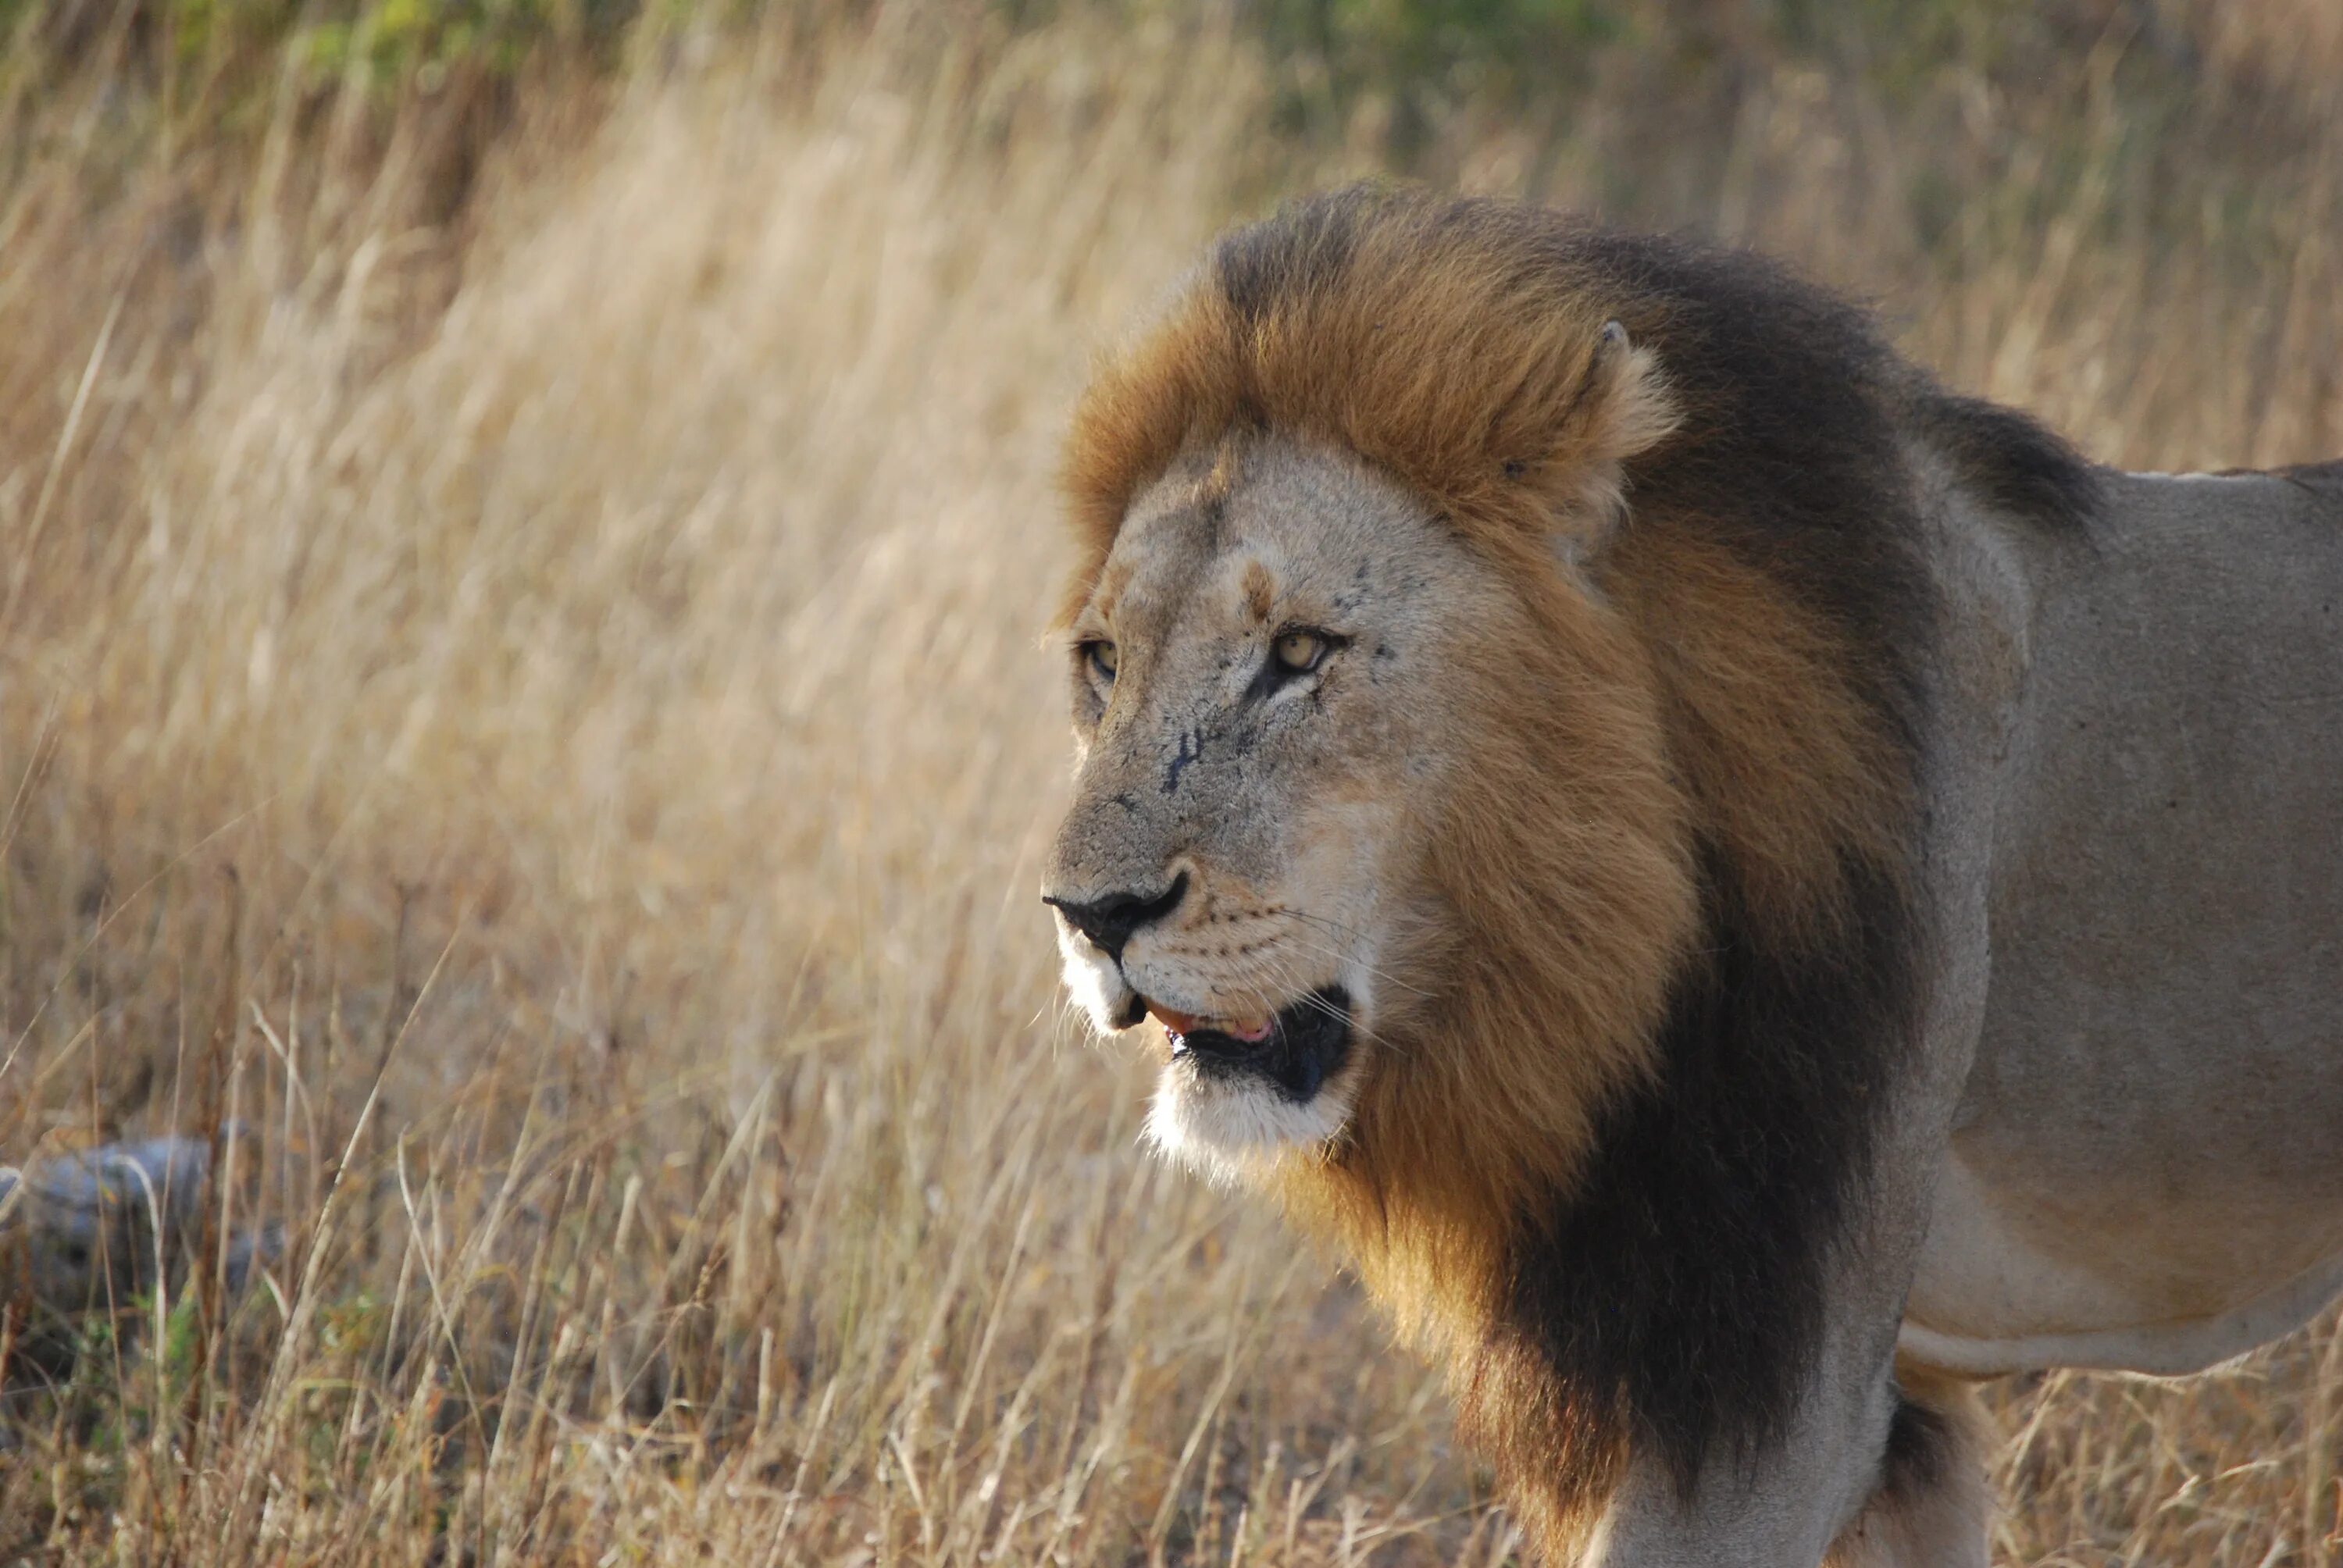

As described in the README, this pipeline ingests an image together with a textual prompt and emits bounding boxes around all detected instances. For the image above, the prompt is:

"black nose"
[1043,873,1189,961]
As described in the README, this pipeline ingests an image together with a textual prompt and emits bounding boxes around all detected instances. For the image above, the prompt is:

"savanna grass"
[2,4,2340,1563]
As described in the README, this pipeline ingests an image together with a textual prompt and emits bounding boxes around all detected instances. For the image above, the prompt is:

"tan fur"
[1239,558,1276,622]
[1059,200,1680,625]
[1608,528,1910,945]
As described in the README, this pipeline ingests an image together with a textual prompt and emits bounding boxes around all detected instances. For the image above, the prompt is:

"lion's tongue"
[1148,1003,1272,1043]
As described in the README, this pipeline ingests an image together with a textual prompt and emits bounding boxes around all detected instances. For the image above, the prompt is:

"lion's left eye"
[1271,629,1330,675]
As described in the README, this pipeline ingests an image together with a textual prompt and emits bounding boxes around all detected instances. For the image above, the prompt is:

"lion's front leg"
[1504,1354,1988,1568]
[1821,1373,1992,1568]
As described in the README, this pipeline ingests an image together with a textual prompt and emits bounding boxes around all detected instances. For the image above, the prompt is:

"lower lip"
[1162,986,1353,1103]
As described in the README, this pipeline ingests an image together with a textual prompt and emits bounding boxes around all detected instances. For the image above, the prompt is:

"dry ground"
[3,7,2342,1564]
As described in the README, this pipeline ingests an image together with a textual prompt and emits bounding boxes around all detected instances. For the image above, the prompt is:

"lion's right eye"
[1084,640,1118,683]
[1272,630,1328,675]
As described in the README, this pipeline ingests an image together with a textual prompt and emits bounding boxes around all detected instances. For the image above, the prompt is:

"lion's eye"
[1271,629,1328,675]
[1084,640,1118,682]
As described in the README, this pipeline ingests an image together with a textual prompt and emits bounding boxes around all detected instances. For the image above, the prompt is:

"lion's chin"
[1142,1064,1354,1185]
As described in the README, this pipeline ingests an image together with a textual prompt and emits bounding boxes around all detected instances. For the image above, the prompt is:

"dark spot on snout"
[1163,729,1203,795]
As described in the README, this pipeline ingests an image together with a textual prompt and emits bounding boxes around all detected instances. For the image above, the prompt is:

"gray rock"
[1,1135,280,1316]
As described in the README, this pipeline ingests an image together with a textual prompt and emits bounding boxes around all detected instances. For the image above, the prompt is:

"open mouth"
[1141,985,1354,1103]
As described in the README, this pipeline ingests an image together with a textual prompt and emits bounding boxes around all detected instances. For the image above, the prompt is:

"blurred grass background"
[2,1,2340,1563]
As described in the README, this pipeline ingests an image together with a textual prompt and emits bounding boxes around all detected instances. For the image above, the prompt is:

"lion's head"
[1047,414,1707,1181]
[1045,432,1518,1164]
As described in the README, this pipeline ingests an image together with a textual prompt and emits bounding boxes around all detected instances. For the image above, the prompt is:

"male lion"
[1039,186,2343,1566]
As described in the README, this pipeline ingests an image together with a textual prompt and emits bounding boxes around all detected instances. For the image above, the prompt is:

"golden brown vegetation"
[2,5,2340,1563]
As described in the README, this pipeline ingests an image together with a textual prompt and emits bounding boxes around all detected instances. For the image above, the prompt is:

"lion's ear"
[1539,320,1679,565]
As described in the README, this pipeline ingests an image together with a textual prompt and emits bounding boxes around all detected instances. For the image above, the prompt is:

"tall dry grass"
[2,6,2340,1564]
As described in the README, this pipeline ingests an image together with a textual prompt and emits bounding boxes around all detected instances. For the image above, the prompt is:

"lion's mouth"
[1143,986,1354,1103]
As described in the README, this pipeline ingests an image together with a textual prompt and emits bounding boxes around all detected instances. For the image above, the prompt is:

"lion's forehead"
[1100,435,1469,646]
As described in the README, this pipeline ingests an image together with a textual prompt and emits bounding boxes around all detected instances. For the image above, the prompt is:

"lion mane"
[1057,187,2097,1545]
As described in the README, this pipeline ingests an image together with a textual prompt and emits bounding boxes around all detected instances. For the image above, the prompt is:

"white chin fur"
[1143,1062,1350,1185]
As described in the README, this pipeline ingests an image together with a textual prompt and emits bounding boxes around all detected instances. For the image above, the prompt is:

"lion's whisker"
[1268,924,1435,1002]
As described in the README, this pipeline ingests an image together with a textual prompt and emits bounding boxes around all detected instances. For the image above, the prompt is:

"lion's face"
[1043,433,1511,1175]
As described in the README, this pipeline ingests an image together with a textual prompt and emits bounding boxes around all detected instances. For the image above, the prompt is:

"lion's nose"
[1043,873,1189,962]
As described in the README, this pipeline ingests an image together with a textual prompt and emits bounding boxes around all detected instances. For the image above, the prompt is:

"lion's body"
[1907,462,2343,1380]
[1040,187,2343,1565]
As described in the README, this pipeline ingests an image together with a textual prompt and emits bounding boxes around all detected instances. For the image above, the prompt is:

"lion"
[1038,185,2343,1566]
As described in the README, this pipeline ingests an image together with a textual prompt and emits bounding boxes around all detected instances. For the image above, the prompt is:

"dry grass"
[2,7,2340,1564]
